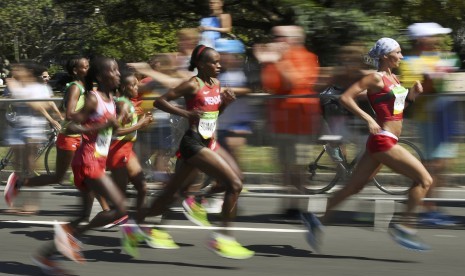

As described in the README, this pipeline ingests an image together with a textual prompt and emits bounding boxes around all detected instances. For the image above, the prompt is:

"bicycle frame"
[306,138,423,195]
[0,127,58,172]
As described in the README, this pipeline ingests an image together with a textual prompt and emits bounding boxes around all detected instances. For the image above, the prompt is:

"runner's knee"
[225,177,242,194]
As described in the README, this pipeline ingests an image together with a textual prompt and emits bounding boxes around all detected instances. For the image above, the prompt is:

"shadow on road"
[83,248,238,270]
[248,244,418,263]
[0,261,78,276]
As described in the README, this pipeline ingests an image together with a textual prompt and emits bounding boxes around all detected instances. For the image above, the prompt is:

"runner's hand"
[367,119,381,135]
[139,113,153,128]
[221,87,236,106]
[412,80,423,95]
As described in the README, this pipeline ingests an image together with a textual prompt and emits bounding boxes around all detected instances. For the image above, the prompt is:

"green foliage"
[91,20,178,61]
[47,63,64,76]
[291,3,404,65]
[1,0,465,67]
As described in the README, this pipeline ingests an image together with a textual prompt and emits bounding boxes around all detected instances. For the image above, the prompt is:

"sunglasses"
[42,75,50,79]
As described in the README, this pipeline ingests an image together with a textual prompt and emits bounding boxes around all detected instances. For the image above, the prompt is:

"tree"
[1,0,465,68]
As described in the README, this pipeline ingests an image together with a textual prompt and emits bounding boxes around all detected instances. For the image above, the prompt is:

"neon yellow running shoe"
[182,198,211,227]
[121,231,139,258]
[145,228,180,249]
[207,235,255,260]
[120,224,145,258]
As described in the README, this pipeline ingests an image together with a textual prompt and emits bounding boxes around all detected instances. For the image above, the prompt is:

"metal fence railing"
[1,87,465,188]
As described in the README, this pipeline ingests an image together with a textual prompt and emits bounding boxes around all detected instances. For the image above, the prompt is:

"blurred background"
[1,0,465,191]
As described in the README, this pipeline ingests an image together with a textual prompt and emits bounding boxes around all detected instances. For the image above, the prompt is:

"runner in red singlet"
[124,45,254,260]
[30,57,138,274]
[302,38,433,252]
[107,70,153,218]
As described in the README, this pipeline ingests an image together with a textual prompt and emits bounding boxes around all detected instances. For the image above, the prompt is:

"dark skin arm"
[155,77,235,119]
[114,101,153,136]
[219,86,235,114]
[67,92,118,135]
[154,78,202,120]
[65,84,83,121]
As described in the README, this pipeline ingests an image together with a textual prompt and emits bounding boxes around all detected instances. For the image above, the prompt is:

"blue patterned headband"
[368,38,400,59]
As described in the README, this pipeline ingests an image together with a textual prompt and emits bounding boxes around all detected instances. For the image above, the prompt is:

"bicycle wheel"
[373,139,424,195]
[44,143,57,175]
[303,147,344,194]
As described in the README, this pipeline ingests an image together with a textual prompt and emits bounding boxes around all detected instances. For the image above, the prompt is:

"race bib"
[95,127,113,157]
[392,86,409,114]
[198,111,219,139]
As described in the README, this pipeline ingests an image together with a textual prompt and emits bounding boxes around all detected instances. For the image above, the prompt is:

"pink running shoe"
[54,222,85,264]
[4,172,19,207]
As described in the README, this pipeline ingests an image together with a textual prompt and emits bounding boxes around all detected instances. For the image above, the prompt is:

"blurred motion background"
[1,0,465,192]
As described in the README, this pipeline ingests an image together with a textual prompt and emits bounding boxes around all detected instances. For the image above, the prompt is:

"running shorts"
[56,133,81,151]
[106,140,135,170]
[177,129,218,160]
[366,130,398,154]
[71,153,107,191]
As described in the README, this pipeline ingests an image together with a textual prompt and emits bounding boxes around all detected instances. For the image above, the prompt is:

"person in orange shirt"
[255,25,322,217]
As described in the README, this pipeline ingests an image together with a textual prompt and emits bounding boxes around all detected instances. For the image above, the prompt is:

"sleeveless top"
[367,73,409,123]
[113,96,138,142]
[185,77,221,139]
[61,81,86,136]
[199,16,221,48]
[79,90,116,158]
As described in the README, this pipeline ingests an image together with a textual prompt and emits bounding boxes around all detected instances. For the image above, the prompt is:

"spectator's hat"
[407,22,451,38]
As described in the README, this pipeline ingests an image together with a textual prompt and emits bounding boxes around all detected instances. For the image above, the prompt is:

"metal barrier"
[1,90,465,187]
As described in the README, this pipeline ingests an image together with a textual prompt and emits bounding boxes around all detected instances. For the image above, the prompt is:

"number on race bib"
[392,86,408,114]
[198,111,219,139]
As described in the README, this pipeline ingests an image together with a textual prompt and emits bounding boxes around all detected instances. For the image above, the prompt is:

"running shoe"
[31,254,70,276]
[53,222,85,264]
[388,223,431,251]
[300,212,324,253]
[182,197,211,227]
[144,228,179,249]
[4,172,19,207]
[418,211,458,227]
[103,214,129,229]
[120,223,145,258]
[207,234,254,260]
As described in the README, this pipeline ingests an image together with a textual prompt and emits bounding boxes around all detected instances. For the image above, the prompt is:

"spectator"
[216,41,255,163]
[254,25,322,217]
[400,22,461,226]
[199,0,232,49]
[136,54,185,182]
[41,70,51,85]
[3,61,63,213]
[129,28,201,180]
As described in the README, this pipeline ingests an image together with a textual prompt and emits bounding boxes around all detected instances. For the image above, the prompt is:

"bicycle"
[304,134,424,195]
[0,126,58,175]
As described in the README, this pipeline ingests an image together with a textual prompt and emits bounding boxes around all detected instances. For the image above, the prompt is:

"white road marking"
[2,219,307,233]
[434,234,457,238]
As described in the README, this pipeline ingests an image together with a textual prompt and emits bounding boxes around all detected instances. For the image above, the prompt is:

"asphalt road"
[1,187,465,276]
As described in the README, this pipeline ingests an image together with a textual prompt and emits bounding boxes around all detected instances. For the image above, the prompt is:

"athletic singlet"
[113,96,138,142]
[185,77,222,139]
[61,81,86,137]
[367,73,409,123]
[78,90,116,158]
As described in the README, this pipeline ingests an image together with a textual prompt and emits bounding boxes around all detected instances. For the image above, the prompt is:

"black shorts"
[178,129,216,159]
